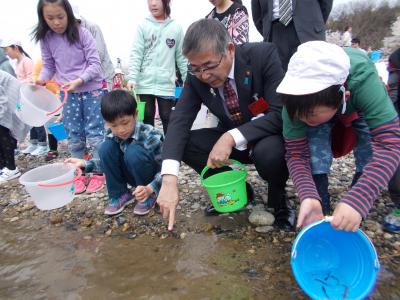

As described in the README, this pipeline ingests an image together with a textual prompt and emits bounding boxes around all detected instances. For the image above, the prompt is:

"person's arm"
[39,39,56,81]
[229,7,249,44]
[127,25,145,86]
[251,0,263,36]
[0,85,8,120]
[175,25,188,83]
[318,0,333,23]
[236,44,284,144]
[21,58,33,83]
[77,27,101,84]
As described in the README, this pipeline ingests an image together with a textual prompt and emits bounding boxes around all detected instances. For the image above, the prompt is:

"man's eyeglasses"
[187,55,223,76]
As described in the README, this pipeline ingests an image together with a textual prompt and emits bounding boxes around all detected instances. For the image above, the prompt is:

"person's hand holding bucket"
[207,132,236,168]
[331,202,362,232]
[297,198,324,229]
[62,78,83,92]
[64,158,86,169]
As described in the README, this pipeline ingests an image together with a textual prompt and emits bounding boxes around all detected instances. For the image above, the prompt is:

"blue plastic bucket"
[47,122,67,141]
[291,218,380,300]
[370,50,382,62]
[175,87,183,99]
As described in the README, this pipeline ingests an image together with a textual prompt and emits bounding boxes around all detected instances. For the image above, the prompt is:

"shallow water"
[0,218,399,300]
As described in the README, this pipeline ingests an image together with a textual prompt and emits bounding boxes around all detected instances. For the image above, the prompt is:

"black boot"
[268,185,296,231]
[312,174,331,215]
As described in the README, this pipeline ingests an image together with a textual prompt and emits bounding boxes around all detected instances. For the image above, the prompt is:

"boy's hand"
[157,175,179,231]
[63,78,83,92]
[331,202,362,231]
[207,132,235,168]
[64,158,85,168]
[133,185,153,201]
[297,198,324,228]
[127,82,136,91]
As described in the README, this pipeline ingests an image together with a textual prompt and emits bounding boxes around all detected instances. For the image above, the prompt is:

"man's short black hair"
[101,89,137,122]
[281,85,343,120]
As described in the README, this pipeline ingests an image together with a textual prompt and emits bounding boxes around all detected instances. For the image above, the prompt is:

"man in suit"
[157,19,293,231]
[251,0,333,70]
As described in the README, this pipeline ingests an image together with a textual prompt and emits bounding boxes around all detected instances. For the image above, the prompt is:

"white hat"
[276,41,350,95]
[0,38,22,48]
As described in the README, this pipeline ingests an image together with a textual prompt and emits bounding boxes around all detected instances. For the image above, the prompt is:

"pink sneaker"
[74,175,87,194]
[86,174,105,193]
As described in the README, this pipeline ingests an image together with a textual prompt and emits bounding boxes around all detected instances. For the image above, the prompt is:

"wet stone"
[248,210,275,226]
[116,216,127,226]
[49,215,63,225]
[127,231,137,239]
[255,226,274,233]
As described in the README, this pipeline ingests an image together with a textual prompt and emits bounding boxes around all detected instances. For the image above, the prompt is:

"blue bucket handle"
[200,159,247,185]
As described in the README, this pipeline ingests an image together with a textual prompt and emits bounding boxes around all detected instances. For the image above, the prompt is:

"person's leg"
[307,121,334,215]
[140,94,156,127]
[63,91,86,158]
[157,97,176,134]
[83,90,106,193]
[351,116,372,186]
[99,139,134,215]
[270,21,300,72]
[22,128,38,154]
[30,126,48,155]
[0,125,20,183]
[124,142,161,215]
[45,133,59,161]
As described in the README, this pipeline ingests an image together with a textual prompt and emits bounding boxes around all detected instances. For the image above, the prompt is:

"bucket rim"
[291,217,380,300]
[19,163,78,187]
[202,169,247,189]
[200,160,248,186]
[19,84,55,114]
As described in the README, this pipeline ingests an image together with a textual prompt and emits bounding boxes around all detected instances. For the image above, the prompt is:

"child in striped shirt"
[277,41,400,232]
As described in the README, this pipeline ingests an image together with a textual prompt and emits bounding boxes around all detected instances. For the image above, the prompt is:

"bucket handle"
[36,81,68,116]
[38,166,82,187]
[200,159,247,184]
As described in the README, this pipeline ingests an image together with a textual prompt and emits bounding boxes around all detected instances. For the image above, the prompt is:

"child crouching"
[66,89,163,215]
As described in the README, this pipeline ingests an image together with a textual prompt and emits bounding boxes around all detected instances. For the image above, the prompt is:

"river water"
[0,218,399,300]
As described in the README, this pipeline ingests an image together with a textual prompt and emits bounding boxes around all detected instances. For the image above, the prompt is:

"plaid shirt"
[85,121,164,195]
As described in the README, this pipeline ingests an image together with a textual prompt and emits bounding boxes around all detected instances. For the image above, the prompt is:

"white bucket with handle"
[16,82,67,127]
[19,163,81,210]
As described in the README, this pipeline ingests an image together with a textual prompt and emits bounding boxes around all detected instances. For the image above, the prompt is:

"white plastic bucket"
[16,83,67,127]
[19,163,81,210]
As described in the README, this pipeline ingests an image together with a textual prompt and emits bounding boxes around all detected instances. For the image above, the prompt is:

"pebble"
[81,218,92,227]
[122,223,130,232]
[49,215,63,225]
[116,216,127,226]
[255,226,274,233]
[9,216,19,222]
[248,211,275,226]
[105,229,112,236]
[384,233,393,240]
[127,232,137,239]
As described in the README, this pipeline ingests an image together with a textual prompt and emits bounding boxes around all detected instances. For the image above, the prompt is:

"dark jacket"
[162,42,284,162]
[251,0,333,43]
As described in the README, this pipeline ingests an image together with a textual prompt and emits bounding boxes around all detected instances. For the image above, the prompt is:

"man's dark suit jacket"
[162,42,284,162]
[251,0,333,43]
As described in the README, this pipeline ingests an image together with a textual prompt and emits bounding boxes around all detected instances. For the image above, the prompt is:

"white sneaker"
[0,167,21,184]
[30,145,49,156]
[21,144,38,154]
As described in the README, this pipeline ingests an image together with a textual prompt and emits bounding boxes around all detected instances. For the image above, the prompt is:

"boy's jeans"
[307,116,372,175]
[62,90,105,159]
[98,139,160,199]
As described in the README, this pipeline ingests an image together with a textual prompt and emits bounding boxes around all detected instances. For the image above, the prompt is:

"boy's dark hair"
[351,37,360,45]
[162,0,171,17]
[32,0,79,44]
[101,89,137,122]
[281,85,343,120]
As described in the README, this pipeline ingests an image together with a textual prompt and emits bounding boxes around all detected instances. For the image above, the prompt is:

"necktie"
[223,79,243,125]
[279,0,293,26]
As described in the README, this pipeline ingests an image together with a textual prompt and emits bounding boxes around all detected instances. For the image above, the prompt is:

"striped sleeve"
[285,137,321,202]
[341,117,400,218]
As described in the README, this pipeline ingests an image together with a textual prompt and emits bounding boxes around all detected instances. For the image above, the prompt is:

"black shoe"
[204,182,255,216]
[274,207,296,231]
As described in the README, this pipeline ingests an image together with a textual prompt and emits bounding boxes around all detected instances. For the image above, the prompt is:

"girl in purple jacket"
[32,0,105,194]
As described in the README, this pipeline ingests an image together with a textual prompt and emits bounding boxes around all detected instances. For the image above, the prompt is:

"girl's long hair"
[10,45,31,59]
[161,0,171,17]
[32,0,79,44]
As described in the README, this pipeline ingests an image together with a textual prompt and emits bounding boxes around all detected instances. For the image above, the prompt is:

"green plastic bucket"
[200,160,248,213]
[136,101,145,121]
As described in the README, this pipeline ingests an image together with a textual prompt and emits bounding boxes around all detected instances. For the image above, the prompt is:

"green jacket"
[127,16,187,97]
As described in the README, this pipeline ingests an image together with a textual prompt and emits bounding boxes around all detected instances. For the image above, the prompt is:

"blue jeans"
[98,139,160,199]
[62,89,105,159]
[307,116,372,174]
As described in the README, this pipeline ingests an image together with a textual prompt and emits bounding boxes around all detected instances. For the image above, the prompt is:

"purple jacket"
[40,26,102,92]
